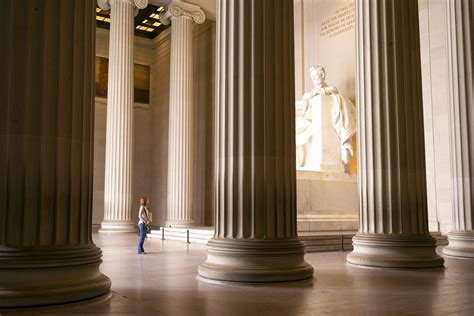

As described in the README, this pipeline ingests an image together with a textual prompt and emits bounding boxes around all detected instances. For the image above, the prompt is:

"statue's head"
[309,66,326,88]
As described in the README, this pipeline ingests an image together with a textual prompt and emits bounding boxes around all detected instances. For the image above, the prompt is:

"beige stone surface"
[310,179,357,212]
[193,22,216,226]
[93,101,107,226]
[296,179,312,211]
[294,0,356,103]
[419,0,453,235]
[150,30,171,228]
[297,171,358,232]
[316,0,355,101]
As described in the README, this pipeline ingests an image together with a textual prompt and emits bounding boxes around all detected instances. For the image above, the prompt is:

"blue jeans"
[138,223,146,254]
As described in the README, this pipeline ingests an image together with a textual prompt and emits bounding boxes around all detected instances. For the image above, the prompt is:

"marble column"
[161,2,205,227]
[198,0,314,283]
[346,0,444,268]
[443,0,474,259]
[99,0,147,233]
[0,0,110,307]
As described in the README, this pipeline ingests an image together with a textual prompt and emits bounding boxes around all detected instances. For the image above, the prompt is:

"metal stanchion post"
[186,229,190,244]
[161,227,165,240]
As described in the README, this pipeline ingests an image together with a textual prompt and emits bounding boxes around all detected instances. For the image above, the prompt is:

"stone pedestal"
[99,0,148,234]
[443,0,474,259]
[198,0,313,283]
[346,0,443,268]
[161,2,205,228]
[296,171,358,232]
[0,0,110,307]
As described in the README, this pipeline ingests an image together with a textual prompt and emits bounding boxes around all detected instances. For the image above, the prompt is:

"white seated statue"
[295,65,356,173]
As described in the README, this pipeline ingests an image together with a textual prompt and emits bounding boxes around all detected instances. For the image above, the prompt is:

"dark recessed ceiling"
[96,4,168,39]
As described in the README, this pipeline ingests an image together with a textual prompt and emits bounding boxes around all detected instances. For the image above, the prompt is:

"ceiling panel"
[96,4,168,39]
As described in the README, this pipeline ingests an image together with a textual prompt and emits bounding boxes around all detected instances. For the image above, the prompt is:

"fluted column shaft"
[444,0,474,259]
[100,0,147,233]
[0,0,110,307]
[346,0,443,268]
[162,2,205,227]
[198,0,313,283]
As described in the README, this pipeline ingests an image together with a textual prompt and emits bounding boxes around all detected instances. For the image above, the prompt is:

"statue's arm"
[295,99,307,117]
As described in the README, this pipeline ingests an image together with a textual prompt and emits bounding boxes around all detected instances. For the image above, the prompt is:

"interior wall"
[294,0,318,100]
[294,0,355,104]
[93,29,154,226]
[150,21,216,228]
[193,21,216,226]
[93,22,216,228]
[150,30,170,228]
[419,0,453,234]
[316,0,356,100]
[93,99,154,226]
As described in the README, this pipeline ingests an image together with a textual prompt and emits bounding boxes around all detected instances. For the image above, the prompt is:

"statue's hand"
[295,99,307,113]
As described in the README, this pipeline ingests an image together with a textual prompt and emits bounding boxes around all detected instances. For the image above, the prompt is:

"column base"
[165,219,196,228]
[443,231,474,259]
[0,246,111,308]
[198,238,314,283]
[99,220,136,234]
[346,234,444,268]
[430,231,449,246]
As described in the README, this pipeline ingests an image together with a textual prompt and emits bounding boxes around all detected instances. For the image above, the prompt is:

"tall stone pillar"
[198,0,314,282]
[161,2,205,227]
[444,0,474,259]
[99,0,148,233]
[0,0,110,307]
[346,0,444,268]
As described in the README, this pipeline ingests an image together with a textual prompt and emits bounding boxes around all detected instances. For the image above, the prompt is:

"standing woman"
[137,197,149,254]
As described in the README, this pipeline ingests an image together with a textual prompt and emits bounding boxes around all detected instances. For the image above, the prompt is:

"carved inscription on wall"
[320,2,355,39]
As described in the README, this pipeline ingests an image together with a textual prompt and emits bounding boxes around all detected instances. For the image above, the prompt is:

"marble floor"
[3,233,474,315]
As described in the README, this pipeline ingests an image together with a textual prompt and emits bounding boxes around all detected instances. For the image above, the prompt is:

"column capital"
[161,1,206,25]
[97,0,148,11]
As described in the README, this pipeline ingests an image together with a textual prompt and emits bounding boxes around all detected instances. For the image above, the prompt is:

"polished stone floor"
[3,232,474,315]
